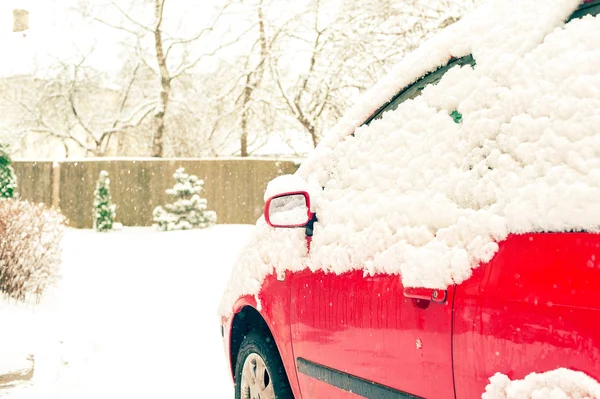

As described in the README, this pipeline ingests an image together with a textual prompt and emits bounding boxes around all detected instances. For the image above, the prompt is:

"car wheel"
[235,331,294,399]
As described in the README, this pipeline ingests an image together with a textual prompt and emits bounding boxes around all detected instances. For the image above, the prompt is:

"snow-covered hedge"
[0,199,65,301]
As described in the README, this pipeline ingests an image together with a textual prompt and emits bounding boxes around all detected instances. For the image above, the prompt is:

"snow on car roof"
[221,0,598,315]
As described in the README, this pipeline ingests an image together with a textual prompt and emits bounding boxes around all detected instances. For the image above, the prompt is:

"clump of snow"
[264,174,309,201]
[220,0,600,315]
[483,369,600,399]
[219,219,307,314]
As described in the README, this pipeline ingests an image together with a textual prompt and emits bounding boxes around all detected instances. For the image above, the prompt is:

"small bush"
[93,170,116,232]
[0,145,17,199]
[0,199,65,302]
[153,167,217,231]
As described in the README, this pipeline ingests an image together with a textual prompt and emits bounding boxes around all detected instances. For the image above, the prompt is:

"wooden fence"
[12,158,300,228]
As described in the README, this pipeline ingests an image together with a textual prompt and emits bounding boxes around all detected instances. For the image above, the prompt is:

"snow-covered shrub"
[0,199,65,301]
[0,145,17,199]
[93,170,116,232]
[153,167,217,231]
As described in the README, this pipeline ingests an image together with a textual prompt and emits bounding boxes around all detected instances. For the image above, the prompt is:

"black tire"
[234,331,294,399]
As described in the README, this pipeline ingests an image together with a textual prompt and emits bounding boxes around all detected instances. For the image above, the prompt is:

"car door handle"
[403,287,447,303]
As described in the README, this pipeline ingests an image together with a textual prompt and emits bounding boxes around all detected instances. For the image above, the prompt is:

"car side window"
[364,55,476,126]
[568,0,600,21]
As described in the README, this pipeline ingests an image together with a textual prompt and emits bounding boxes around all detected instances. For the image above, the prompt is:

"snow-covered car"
[220,0,600,398]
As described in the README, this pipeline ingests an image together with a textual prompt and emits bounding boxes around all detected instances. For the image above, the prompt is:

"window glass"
[568,0,600,21]
[364,55,475,125]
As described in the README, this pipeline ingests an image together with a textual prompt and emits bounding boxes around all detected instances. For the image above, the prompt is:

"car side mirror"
[264,191,313,228]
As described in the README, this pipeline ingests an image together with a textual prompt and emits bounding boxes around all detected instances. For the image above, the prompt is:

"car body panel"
[291,269,455,398]
[224,272,303,398]
[226,232,600,398]
[222,295,257,380]
[454,233,600,398]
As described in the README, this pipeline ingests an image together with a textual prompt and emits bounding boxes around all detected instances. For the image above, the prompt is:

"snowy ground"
[0,225,254,398]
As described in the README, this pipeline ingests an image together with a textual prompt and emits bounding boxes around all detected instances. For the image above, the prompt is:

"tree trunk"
[309,125,318,148]
[152,0,170,158]
[239,0,267,157]
[297,113,319,148]
[240,78,251,157]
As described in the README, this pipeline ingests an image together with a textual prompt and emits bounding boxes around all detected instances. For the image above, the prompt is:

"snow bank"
[220,0,600,315]
[0,353,31,378]
[483,369,600,399]
[2,226,254,398]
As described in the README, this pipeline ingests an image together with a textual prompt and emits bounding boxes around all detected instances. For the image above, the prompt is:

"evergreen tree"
[93,170,116,232]
[0,144,17,199]
[153,167,217,231]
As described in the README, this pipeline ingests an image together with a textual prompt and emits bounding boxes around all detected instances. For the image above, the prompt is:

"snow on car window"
[221,0,596,314]
[306,10,600,289]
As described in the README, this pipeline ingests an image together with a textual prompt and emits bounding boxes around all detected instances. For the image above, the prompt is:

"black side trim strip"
[296,357,424,399]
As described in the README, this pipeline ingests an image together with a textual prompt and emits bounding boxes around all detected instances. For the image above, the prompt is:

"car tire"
[234,331,294,399]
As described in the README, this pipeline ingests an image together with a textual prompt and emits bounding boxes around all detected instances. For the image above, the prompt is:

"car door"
[290,55,476,399]
[451,5,600,397]
[291,269,455,398]
[453,233,600,398]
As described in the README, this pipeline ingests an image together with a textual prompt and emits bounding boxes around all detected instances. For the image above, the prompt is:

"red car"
[221,1,600,398]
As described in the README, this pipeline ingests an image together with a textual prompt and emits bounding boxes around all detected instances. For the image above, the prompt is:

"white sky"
[0,0,335,78]
[1,0,105,76]
[0,0,231,76]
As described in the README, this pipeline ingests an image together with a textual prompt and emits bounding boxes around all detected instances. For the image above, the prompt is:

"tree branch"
[94,17,141,36]
[164,3,233,59]
[110,1,153,32]
[170,23,257,81]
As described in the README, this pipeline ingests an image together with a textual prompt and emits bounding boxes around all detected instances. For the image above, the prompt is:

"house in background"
[13,9,29,33]
[1,1,34,78]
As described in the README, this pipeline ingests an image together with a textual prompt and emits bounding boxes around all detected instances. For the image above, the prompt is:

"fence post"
[51,161,60,209]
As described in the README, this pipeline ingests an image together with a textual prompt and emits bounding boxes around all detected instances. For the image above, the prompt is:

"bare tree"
[89,0,250,157]
[151,0,170,158]
[2,0,480,159]
[161,0,287,158]
[2,53,154,157]
[267,0,480,149]
[238,0,268,157]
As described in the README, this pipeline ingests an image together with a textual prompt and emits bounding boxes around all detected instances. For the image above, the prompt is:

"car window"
[363,55,476,126]
[361,1,599,128]
[568,0,600,21]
